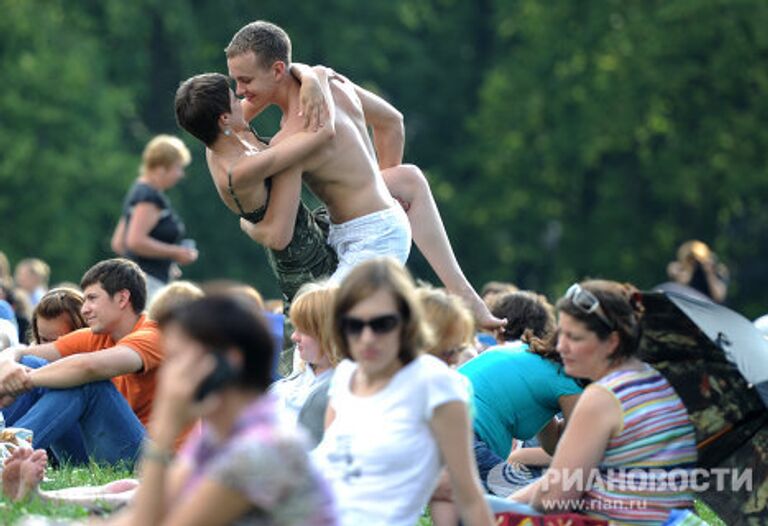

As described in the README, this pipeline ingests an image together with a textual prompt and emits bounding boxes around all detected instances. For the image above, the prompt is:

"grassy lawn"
[0,462,133,525]
[694,499,726,526]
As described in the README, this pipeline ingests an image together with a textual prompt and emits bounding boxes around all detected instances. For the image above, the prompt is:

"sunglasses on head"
[565,284,614,330]
[341,313,401,337]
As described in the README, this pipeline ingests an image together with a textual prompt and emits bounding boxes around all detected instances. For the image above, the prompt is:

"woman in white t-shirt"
[313,257,493,526]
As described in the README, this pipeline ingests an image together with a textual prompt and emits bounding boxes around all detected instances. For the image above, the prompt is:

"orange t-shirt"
[54,314,162,426]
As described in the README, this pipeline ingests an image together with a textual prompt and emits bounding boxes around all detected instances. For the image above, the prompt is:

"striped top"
[583,365,697,525]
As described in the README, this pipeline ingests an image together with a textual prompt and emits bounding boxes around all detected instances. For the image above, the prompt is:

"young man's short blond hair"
[141,134,191,172]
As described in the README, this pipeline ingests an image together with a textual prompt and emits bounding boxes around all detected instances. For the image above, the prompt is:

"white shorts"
[327,205,411,283]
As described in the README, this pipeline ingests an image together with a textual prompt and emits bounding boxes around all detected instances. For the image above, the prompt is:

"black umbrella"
[638,291,768,523]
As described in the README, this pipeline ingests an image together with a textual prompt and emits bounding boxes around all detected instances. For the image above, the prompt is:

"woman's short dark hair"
[332,258,431,366]
[175,73,232,147]
[158,295,274,392]
[556,279,644,364]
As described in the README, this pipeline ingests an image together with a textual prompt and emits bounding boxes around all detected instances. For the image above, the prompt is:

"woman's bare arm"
[430,401,494,525]
[124,203,196,265]
[111,217,127,255]
[509,385,620,512]
[239,164,304,250]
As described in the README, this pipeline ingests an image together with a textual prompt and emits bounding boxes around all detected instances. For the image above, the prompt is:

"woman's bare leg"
[382,164,505,330]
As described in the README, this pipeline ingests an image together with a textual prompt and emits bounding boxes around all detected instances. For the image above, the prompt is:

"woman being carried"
[175,69,503,333]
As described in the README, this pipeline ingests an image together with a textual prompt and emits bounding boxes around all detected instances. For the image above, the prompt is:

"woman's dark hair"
[492,291,555,342]
[492,290,560,362]
[556,279,644,364]
[175,73,232,147]
[158,295,274,391]
[32,287,86,343]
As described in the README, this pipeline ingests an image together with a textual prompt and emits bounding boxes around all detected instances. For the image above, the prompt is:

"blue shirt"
[458,342,583,458]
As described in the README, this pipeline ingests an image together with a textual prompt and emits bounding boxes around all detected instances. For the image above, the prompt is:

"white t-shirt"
[0,320,18,349]
[313,354,469,526]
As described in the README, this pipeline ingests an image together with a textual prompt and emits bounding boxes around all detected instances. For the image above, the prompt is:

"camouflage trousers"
[259,203,338,375]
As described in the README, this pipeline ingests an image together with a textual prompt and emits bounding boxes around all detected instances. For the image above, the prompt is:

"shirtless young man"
[226,20,502,329]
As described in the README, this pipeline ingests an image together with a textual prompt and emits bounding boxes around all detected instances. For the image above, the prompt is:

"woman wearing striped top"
[507,280,698,525]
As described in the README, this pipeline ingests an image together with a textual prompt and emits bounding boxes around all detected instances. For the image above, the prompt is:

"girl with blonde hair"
[417,285,475,367]
[270,282,338,446]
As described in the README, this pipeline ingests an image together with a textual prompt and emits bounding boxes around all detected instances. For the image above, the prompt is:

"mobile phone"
[194,352,237,401]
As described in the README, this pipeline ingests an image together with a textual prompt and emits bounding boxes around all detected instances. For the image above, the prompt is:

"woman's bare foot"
[2,448,29,500]
[3,447,45,501]
[18,449,47,501]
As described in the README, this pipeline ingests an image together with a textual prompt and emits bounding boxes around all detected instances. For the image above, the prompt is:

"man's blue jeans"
[2,356,145,466]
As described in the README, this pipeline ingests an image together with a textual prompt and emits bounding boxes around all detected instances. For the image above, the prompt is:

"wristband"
[141,438,174,466]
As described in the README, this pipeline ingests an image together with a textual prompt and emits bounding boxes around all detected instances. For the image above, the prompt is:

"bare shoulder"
[571,383,624,435]
[205,149,224,181]
[329,75,364,119]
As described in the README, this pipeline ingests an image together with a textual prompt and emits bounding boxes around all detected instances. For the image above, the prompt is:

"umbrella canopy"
[638,291,767,523]
[666,292,768,387]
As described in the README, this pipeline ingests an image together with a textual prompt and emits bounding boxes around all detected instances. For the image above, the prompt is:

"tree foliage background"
[1,0,767,316]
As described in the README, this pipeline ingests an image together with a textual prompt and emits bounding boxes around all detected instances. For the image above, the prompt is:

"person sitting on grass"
[0,258,159,465]
[313,257,492,526]
[459,291,583,498]
[492,281,699,525]
[3,296,338,526]
[30,288,87,345]
[269,281,339,447]
[417,285,476,368]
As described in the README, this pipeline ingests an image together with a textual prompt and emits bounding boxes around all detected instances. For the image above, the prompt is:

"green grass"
[0,466,727,526]
[0,461,133,525]
[694,499,726,526]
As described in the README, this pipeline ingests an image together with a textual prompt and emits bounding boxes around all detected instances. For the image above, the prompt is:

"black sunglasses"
[341,313,401,337]
[565,284,614,330]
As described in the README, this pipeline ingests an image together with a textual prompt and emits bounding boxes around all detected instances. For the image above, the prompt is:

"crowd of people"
[0,252,734,526]
[0,17,762,526]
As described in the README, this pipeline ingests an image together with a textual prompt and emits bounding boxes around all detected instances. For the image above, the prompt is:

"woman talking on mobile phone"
[127,295,337,525]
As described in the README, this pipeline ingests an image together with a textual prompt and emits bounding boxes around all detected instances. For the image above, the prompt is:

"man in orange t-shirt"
[0,258,160,465]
